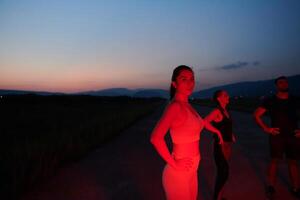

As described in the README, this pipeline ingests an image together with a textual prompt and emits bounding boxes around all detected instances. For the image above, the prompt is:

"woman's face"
[172,69,195,96]
[217,91,230,105]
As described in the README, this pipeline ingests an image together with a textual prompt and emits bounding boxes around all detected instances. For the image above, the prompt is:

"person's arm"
[253,107,279,135]
[204,109,224,144]
[150,102,181,168]
[293,96,300,137]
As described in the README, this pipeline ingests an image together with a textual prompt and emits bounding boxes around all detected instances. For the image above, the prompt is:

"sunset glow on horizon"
[1,1,300,93]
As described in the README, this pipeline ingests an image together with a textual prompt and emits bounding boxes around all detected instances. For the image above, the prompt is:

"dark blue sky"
[0,0,299,92]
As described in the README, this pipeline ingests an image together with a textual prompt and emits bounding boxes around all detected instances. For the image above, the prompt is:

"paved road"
[21,105,298,200]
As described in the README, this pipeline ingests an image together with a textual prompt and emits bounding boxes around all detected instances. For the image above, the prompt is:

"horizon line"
[1,73,299,94]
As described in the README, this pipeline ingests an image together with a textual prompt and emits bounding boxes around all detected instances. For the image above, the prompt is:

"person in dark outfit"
[254,76,300,199]
[205,90,236,200]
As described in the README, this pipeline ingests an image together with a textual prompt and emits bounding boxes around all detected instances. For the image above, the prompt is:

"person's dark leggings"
[213,142,229,200]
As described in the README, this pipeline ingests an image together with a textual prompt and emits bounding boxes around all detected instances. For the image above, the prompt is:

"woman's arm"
[204,109,224,144]
[150,102,180,168]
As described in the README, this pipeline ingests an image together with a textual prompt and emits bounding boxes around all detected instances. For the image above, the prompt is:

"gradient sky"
[0,0,300,93]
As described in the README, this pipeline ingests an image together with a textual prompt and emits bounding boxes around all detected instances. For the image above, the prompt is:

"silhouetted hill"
[0,89,63,96]
[192,74,300,99]
[2,74,299,98]
[78,88,169,98]
[78,88,134,96]
[133,89,169,98]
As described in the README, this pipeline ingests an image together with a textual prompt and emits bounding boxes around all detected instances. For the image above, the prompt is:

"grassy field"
[0,95,164,199]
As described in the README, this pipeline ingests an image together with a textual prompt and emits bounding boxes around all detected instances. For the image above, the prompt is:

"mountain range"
[1,74,299,98]
[193,74,300,99]
[77,88,169,98]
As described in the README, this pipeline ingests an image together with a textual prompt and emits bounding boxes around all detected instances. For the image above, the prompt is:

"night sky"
[1,0,299,93]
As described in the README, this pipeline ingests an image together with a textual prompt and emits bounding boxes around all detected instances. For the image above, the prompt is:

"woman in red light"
[205,90,236,200]
[150,65,223,200]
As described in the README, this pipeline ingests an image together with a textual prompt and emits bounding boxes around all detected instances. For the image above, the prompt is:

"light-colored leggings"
[162,154,200,200]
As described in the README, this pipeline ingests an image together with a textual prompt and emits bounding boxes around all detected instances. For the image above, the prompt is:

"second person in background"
[205,90,236,200]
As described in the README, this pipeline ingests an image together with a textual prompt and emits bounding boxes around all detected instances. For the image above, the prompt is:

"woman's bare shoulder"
[166,101,182,112]
[211,108,222,115]
[162,101,187,120]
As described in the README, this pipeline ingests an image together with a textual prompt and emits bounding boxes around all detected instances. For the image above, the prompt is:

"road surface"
[21,105,298,200]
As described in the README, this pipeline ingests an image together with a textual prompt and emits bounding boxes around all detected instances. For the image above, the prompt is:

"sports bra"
[212,107,233,142]
[170,103,204,144]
